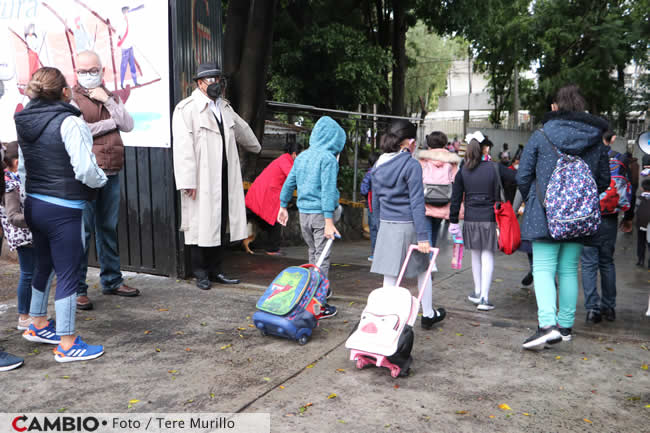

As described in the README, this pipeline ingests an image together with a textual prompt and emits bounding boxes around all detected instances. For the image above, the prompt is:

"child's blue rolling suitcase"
[253,238,333,344]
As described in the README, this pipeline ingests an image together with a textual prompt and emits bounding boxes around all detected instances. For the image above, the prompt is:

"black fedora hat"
[193,62,223,81]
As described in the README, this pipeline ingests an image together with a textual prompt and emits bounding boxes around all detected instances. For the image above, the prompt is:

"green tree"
[404,22,467,116]
[268,22,390,110]
[531,0,645,128]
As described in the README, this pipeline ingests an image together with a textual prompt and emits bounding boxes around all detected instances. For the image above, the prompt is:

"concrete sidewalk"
[0,231,648,432]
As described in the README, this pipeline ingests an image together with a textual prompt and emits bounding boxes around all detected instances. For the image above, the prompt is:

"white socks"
[470,249,495,301]
[383,272,435,318]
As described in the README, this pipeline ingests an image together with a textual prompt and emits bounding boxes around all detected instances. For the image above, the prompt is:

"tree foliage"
[531,0,646,127]
[404,22,467,115]
[269,22,390,109]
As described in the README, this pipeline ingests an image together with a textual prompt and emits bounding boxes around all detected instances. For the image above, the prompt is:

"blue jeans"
[79,174,123,295]
[368,209,379,256]
[581,215,617,311]
[24,197,82,336]
[16,246,34,315]
[532,241,583,328]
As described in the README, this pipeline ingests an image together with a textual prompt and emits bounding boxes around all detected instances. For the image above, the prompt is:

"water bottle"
[451,235,464,269]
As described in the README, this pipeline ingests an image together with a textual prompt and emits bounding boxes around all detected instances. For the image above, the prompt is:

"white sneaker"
[476,298,495,311]
[17,317,32,331]
[467,293,481,304]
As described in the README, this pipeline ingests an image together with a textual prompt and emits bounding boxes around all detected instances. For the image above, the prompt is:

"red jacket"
[246,153,294,225]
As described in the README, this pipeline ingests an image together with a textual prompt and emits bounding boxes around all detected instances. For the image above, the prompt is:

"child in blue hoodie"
[278,116,346,319]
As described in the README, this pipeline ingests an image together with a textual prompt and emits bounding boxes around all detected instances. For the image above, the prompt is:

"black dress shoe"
[211,273,240,285]
[421,307,446,329]
[521,272,533,286]
[196,277,211,290]
[586,310,602,324]
[602,307,616,322]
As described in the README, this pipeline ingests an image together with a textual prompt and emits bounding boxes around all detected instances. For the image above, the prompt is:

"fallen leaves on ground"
[522,413,530,416]
[220,344,232,350]
[61,376,70,379]
[168,370,177,374]
[583,418,592,424]
[144,330,152,335]
[641,364,648,370]
[185,348,191,352]
[237,327,246,331]
[498,404,512,411]
[210,393,215,399]
[455,410,468,415]
[605,347,614,351]
[555,356,562,360]
[175,331,184,335]
[248,324,255,328]
[158,308,169,312]
[469,322,480,327]
[327,393,337,399]
[155,348,161,352]
[394,385,399,389]
[57,408,66,413]
[279,385,285,389]
[263,377,271,382]
[306,364,315,368]
[455,333,464,337]
[336,369,345,373]
[582,357,588,361]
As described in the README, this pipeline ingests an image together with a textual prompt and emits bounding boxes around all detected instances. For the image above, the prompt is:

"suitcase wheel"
[297,335,309,345]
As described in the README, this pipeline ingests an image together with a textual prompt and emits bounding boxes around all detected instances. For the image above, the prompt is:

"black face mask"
[207,81,224,100]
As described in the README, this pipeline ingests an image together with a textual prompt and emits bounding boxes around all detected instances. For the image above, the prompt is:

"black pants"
[249,213,281,252]
[192,121,229,278]
[638,228,649,265]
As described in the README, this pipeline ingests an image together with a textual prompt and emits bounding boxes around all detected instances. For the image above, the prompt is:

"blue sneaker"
[368,256,374,261]
[23,321,61,345]
[53,336,104,363]
[0,351,24,371]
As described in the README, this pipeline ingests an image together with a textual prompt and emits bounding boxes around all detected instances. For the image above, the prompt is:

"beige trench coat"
[172,89,261,246]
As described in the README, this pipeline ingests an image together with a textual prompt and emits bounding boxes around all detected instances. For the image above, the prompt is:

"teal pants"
[532,241,583,328]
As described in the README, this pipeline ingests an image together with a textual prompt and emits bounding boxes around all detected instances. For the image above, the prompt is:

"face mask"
[207,81,223,100]
[77,74,102,89]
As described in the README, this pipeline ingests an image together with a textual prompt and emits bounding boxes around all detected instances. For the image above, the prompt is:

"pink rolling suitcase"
[345,245,439,377]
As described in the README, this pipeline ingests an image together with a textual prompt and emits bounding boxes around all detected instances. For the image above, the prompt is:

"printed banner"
[0,0,171,147]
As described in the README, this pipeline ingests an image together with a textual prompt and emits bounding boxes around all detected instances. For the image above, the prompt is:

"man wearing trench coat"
[172,63,261,290]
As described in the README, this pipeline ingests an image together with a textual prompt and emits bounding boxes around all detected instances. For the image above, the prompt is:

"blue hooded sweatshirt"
[371,150,430,242]
[280,116,346,218]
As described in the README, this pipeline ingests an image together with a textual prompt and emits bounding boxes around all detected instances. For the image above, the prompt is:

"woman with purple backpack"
[516,85,610,349]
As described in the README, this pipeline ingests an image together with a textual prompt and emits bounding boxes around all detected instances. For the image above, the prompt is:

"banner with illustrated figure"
[0,0,170,147]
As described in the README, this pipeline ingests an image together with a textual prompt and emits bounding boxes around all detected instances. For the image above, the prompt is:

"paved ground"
[0,229,648,432]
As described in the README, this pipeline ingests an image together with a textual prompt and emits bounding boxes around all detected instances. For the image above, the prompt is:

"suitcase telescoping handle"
[315,234,341,269]
[395,245,440,303]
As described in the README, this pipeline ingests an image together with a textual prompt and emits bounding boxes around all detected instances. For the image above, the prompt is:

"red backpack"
[492,163,520,254]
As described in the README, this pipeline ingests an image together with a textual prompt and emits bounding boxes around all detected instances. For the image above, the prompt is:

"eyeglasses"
[202,77,218,84]
[76,69,101,77]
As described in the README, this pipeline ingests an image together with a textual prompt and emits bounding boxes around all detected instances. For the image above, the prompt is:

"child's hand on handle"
[417,240,431,254]
[448,223,462,236]
[324,217,340,240]
[277,207,289,226]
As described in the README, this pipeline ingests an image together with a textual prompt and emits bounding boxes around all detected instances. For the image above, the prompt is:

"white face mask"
[77,74,102,89]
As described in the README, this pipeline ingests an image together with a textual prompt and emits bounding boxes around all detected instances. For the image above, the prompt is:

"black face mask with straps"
[207,81,224,100]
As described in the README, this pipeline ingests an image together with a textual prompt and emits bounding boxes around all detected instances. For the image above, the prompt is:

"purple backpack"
[538,129,601,240]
